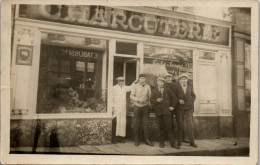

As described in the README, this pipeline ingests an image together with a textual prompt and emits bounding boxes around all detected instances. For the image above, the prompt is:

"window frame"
[29,31,109,118]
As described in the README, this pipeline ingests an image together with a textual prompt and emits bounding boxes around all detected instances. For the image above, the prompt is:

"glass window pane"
[245,43,251,111]
[116,42,137,55]
[143,45,193,88]
[37,44,107,114]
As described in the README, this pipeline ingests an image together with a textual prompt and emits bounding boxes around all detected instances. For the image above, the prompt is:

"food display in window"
[36,44,107,114]
[143,45,193,86]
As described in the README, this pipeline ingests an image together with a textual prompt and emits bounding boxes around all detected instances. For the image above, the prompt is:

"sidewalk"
[10,138,249,156]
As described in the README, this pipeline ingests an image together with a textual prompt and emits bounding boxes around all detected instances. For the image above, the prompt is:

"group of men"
[112,73,197,149]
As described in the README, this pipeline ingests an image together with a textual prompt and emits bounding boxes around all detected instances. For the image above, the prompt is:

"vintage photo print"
[1,0,258,164]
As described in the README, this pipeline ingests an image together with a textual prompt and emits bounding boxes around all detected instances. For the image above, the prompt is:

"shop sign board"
[41,33,107,49]
[20,5,230,46]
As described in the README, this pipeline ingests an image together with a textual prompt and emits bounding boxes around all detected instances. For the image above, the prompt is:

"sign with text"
[41,33,107,49]
[20,5,230,46]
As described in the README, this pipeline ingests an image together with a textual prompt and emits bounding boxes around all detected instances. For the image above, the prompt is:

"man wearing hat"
[130,74,153,147]
[175,73,198,148]
[112,77,137,143]
[150,77,180,149]
[164,73,180,95]
[164,73,180,139]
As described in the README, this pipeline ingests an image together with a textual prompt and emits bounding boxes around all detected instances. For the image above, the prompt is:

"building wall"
[231,8,251,138]
[10,5,235,146]
[10,118,112,147]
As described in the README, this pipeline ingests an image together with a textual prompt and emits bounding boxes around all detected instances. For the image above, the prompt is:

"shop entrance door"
[113,57,138,111]
[196,61,218,115]
[113,57,137,85]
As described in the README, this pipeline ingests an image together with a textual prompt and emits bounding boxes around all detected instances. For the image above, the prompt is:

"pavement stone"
[10,138,249,156]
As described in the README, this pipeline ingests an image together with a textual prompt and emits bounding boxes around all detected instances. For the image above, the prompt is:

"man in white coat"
[112,77,137,143]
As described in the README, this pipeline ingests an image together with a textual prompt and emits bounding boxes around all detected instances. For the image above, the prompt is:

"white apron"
[112,84,132,137]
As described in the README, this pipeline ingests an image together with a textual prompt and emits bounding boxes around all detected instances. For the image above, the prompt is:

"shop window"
[36,44,107,114]
[245,43,251,111]
[143,45,193,89]
[116,42,137,55]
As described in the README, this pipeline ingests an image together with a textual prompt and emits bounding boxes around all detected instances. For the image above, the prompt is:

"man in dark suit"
[176,73,198,148]
[164,74,180,132]
[150,77,180,149]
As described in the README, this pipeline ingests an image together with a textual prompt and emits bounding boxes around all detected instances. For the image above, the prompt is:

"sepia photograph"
[1,0,258,164]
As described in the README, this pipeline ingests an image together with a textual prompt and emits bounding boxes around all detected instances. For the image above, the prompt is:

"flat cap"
[116,77,125,81]
[178,73,189,80]
[164,74,172,78]
[138,74,146,78]
[157,77,165,82]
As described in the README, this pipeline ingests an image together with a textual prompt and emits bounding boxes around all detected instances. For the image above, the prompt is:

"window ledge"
[10,113,113,120]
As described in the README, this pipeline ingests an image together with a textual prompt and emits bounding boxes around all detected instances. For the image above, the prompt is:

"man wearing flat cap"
[112,77,137,143]
[150,77,180,149]
[130,74,153,147]
[175,73,197,148]
[164,74,179,133]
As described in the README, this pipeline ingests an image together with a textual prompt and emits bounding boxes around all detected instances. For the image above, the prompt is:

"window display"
[36,44,107,114]
[143,45,193,88]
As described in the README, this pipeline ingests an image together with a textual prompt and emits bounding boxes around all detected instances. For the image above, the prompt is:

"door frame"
[107,39,143,117]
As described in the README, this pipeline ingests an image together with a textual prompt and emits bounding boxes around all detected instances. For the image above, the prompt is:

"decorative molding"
[11,109,29,115]
[17,27,34,45]
[221,109,230,114]
[15,18,232,51]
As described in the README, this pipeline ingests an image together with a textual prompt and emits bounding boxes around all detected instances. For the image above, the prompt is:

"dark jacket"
[176,85,196,111]
[151,86,177,116]
[165,81,180,108]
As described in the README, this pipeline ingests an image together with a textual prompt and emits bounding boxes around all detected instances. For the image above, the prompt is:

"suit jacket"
[150,86,177,116]
[176,84,196,111]
[165,82,180,108]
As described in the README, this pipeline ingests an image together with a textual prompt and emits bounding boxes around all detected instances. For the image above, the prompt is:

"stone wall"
[126,115,234,141]
[10,118,112,147]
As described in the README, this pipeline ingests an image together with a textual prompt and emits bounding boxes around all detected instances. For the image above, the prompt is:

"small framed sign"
[16,45,33,65]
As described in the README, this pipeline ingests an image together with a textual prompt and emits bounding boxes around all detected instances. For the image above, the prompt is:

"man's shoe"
[135,142,139,146]
[112,140,117,144]
[171,143,180,149]
[190,143,198,148]
[118,137,126,143]
[159,142,164,148]
[145,140,154,147]
[182,139,190,143]
[177,141,182,146]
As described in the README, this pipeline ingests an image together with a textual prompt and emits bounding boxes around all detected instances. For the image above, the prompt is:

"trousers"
[176,109,195,144]
[156,115,175,145]
[133,105,149,142]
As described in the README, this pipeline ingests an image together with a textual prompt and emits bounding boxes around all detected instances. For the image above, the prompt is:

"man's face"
[165,76,173,83]
[117,80,124,86]
[139,77,146,84]
[179,77,188,84]
[157,81,165,88]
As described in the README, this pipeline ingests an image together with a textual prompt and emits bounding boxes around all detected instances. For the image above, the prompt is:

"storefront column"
[137,42,144,75]
[11,25,40,116]
[107,39,116,116]
[218,51,233,137]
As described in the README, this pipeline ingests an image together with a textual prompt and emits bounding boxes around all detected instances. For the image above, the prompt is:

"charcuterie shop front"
[10,5,233,147]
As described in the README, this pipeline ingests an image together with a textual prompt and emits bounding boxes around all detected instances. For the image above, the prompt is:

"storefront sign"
[63,49,98,59]
[144,45,193,62]
[20,5,230,46]
[41,33,107,49]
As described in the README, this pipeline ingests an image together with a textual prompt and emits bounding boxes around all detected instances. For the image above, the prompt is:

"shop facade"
[10,5,233,147]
